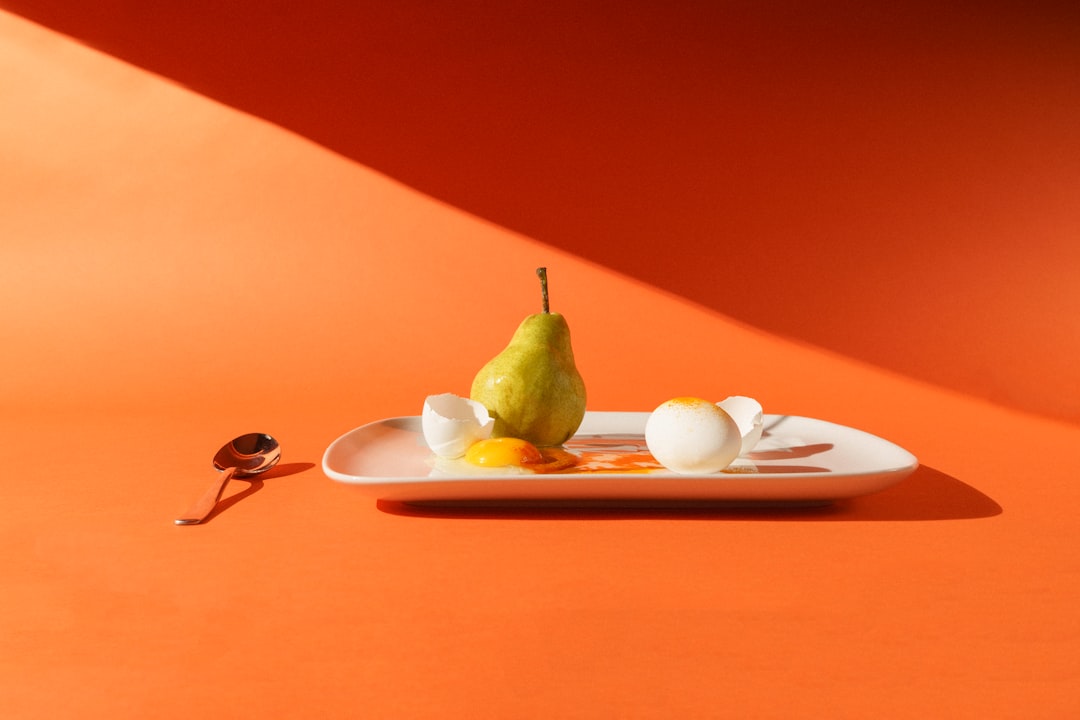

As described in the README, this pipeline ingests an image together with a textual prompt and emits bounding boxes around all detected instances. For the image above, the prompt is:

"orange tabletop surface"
[2,3,1079,718]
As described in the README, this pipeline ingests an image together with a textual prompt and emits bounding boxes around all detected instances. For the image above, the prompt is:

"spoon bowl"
[213,433,282,476]
[175,433,281,525]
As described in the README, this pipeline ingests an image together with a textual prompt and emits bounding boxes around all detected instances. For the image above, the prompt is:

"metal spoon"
[174,433,281,525]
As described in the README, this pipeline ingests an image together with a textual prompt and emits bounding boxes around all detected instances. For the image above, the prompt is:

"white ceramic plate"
[322,412,918,507]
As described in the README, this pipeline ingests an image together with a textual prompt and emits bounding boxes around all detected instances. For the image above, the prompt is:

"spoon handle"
[174,467,237,525]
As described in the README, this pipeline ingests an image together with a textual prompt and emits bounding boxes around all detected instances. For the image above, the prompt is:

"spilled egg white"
[645,397,742,474]
[717,395,764,456]
[428,456,538,477]
[421,393,494,458]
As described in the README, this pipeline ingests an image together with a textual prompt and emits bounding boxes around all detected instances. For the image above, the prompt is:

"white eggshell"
[645,397,742,474]
[717,395,764,455]
[421,393,494,458]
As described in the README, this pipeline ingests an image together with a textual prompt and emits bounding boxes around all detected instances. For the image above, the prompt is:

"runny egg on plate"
[430,437,579,476]
[421,394,577,475]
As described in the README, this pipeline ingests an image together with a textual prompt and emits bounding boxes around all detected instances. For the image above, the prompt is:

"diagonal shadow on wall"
[5,0,1079,423]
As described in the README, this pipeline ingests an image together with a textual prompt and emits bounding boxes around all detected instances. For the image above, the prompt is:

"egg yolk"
[465,438,545,467]
[463,438,579,473]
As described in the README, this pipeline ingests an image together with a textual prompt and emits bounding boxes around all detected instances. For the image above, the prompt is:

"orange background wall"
[2,0,1079,425]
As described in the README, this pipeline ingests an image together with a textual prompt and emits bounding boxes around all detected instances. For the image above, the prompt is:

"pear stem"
[536,267,550,313]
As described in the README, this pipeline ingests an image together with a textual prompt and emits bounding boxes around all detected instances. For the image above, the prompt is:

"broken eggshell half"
[717,395,765,456]
[421,393,495,458]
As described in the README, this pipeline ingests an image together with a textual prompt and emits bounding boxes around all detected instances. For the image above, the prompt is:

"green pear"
[470,268,587,447]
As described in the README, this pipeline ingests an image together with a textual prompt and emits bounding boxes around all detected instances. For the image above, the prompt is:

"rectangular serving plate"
[322,412,918,507]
